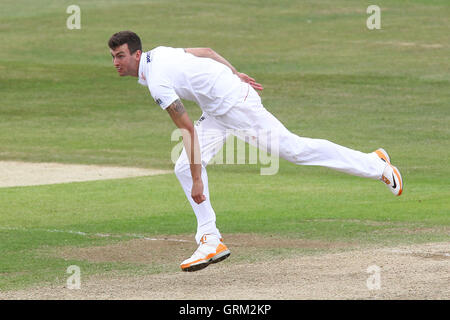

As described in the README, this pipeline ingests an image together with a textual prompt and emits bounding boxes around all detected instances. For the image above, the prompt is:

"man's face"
[110,43,141,77]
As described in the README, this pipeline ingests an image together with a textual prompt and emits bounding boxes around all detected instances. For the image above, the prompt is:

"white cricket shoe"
[375,148,403,196]
[180,234,230,272]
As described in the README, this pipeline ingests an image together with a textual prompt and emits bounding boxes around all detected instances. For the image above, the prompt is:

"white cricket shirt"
[138,46,244,116]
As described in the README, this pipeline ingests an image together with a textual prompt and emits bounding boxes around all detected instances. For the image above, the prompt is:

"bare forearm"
[185,47,264,92]
[166,99,202,181]
[185,48,237,74]
[207,50,237,74]
[182,128,202,181]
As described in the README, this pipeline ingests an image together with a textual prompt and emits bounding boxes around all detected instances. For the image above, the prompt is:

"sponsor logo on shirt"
[146,52,152,63]
[195,115,206,126]
[155,98,163,105]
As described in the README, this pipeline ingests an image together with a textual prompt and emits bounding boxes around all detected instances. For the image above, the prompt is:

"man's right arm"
[184,48,263,92]
[166,99,205,205]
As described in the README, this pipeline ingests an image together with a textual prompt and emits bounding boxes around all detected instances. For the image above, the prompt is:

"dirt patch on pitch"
[0,161,170,187]
[50,234,353,265]
[1,237,449,300]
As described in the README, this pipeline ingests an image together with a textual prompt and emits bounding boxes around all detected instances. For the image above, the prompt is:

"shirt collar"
[137,51,149,86]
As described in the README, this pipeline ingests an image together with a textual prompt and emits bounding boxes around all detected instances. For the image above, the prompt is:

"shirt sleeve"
[148,78,179,110]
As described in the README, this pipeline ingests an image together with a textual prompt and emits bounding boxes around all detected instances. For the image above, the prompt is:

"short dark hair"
[108,31,142,54]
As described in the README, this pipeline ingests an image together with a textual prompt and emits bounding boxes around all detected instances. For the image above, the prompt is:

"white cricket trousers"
[174,84,386,244]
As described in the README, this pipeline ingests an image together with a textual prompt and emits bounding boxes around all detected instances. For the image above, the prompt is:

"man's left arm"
[184,48,263,92]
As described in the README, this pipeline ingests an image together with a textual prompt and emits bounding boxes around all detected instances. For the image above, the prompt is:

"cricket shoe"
[374,148,403,196]
[180,234,230,272]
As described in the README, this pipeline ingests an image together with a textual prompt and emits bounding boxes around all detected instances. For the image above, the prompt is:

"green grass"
[0,0,449,290]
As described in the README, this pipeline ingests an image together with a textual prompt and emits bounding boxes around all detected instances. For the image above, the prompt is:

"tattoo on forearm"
[167,99,186,118]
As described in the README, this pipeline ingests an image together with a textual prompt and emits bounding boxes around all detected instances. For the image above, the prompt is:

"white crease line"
[0,226,192,243]
[125,233,191,243]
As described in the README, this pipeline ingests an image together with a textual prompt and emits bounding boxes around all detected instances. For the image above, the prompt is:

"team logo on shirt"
[146,52,152,63]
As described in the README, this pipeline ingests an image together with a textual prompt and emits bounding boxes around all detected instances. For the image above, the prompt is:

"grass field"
[0,0,449,297]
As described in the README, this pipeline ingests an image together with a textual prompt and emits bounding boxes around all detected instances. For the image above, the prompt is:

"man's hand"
[236,72,264,92]
[192,180,206,204]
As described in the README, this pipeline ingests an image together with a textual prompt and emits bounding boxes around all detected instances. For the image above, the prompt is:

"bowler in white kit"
[108,31,403,272]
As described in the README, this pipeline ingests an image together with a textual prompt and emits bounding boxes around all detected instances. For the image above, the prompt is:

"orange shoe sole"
[181,244,231,272]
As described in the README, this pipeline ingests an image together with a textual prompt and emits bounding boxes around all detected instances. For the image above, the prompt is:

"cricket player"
[108,31,403,272]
